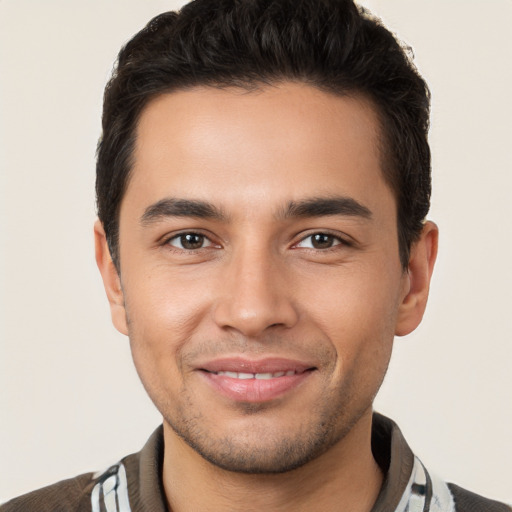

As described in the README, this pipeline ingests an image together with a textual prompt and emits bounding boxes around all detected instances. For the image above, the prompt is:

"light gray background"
[1,0,511,504]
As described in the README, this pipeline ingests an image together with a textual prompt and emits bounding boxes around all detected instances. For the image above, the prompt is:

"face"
[97,83,430,474]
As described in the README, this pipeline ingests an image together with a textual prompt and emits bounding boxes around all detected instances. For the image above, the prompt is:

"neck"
[162,409,383,512]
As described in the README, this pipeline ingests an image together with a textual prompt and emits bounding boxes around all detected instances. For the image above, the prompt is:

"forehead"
[123,83,392,219]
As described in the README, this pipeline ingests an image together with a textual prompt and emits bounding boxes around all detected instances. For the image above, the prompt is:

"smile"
[211,370,297,379]
[197,359,316,402]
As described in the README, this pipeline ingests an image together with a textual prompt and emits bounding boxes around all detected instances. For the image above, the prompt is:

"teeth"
[255,373,273,380]
[216,371,295,379]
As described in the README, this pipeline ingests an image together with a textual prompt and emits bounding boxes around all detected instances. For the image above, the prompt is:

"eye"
[295,233,343,250]
[167,232,214,250]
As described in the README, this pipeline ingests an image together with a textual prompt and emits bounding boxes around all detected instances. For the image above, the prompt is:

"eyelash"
[163,231,351,253]
[293,232,350,251]
[164,231,217,252]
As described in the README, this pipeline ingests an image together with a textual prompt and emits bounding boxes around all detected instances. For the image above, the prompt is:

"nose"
[213,244,299,337]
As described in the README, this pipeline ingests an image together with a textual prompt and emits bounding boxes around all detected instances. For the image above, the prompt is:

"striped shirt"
[2,413,510,511]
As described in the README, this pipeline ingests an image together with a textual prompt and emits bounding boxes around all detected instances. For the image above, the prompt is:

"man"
[1,0,510,511]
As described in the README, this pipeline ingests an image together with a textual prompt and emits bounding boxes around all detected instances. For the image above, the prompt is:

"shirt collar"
[370,412,416,511]
[131,412,415,512]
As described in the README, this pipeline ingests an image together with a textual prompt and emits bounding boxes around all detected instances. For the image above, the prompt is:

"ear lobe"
[395,221,438,337]
[94,220,129,336]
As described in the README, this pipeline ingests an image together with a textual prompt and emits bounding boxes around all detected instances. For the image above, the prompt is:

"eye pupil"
[312,233,333,249]
[181,233,204,250]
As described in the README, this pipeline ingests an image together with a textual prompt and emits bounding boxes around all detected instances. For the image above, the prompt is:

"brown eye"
[168,233,212,250]
[311,233,335,249]
[296,233,342,250]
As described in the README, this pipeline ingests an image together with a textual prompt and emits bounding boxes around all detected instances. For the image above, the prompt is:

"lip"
[197,357,317,403]
[199,357,314,374]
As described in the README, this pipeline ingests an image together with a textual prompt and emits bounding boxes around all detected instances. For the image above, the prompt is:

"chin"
[175,430,333,474]
[165,403,359,475]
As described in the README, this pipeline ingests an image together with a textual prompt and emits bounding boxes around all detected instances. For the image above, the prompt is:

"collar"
[125,412,416,512]
[370,412,416,511]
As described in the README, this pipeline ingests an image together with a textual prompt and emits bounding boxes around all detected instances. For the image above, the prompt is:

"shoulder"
[448,483,512,512]
[0,427,162,512]
[0,472,95,512]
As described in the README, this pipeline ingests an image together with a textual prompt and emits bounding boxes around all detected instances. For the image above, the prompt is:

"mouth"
[197,358,317,403]
[208,370,299,379]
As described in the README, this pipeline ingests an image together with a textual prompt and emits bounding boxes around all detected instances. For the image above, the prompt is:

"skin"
[95,83,438,511]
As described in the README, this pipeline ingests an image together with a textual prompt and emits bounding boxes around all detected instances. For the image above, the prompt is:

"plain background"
[1,0,511,505]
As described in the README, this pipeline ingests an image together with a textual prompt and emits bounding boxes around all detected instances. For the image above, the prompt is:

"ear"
[395,221,438,337]
[94,220,129,336]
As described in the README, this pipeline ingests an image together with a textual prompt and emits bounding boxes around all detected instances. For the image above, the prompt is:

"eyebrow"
[140,195,372,226]
[280,196,372,220]
[140,198,227,225]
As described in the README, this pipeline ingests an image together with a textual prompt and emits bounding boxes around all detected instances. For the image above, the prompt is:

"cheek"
[122,270,213,379]
[302,265,402,337]
[298,264,401,380]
